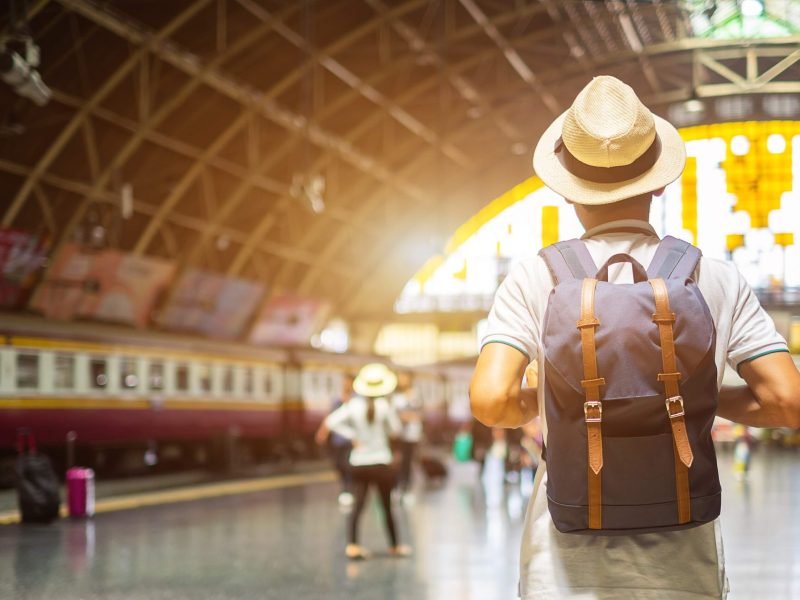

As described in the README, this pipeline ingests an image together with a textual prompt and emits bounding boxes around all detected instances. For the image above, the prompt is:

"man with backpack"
[470,75,800,599]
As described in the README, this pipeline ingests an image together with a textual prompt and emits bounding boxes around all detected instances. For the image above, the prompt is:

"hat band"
[554,134,662,184]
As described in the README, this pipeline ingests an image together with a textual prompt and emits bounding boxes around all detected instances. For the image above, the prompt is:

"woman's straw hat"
[353,363,398,398]
[532,76,686,205]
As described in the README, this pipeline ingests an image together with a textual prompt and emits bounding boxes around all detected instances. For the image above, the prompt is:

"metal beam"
[225,22,585,280]
[458,0,560,115]
[51,90,285,194]
[3,0,212,227]
[133,111,252,255]
[754,48,800,86]
[698,52,748,88]
[32,185,56,232]
[0,158,357,277]
[49,0,377,262]
[50,91,375,236]
[251,0,547,127]
[0,0,51,37]
[235,0,472,168]
[365,0,520,142]
[60,0,430,205]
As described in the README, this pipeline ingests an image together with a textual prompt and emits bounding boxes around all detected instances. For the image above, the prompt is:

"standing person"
[470,75,800,598]
[392,372,423,500]
[315,374,355,506]
[732,424,754,481]
[325,363,412,560]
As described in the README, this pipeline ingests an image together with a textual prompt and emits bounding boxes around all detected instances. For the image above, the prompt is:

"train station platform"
[1,448,798,600]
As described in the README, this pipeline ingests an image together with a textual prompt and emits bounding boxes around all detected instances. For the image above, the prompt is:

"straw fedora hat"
[353,363,398,398]
[532,76,686,205]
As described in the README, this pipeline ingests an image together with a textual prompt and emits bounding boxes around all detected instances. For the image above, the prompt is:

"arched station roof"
[1,0,799,320]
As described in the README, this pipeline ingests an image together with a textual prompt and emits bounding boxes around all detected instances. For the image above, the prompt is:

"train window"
[53,354,75,390]
[222,367,234,393]
[176,364,189,392]
[198,364,212,393]
[120,357,139,390]
[327,375,335,395]
[16,353,39,389]
[90,358,108,389]
[149,361,164,391]
[264,371,273,396]
[243,369,253,395]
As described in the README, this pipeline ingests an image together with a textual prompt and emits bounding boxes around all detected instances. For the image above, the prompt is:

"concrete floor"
[0,447,798,599]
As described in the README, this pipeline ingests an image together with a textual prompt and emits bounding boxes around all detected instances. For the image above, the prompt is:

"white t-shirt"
[325,396,402,467]
[481,219,788,600]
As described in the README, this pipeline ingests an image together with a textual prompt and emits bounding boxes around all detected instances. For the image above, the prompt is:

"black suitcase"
[15,430,61,524]
[419,455,448,481]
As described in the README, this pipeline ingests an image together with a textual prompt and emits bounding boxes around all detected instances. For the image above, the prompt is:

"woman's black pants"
[349,464,398,547]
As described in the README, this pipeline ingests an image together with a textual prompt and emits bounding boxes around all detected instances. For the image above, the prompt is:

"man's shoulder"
[697,254,741,285]
[504,253,554,289]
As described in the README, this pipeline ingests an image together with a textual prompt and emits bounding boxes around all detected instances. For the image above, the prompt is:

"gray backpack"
[539,236,721,534]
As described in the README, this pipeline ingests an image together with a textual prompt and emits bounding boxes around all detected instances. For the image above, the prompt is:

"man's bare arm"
[718,352,800,428]
[470,343,538,428]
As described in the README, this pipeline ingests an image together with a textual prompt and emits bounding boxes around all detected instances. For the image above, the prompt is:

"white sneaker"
[338,492,354,506]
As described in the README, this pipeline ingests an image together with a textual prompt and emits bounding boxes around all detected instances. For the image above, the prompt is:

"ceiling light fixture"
[290,173,326,214]
[0,39,51,106]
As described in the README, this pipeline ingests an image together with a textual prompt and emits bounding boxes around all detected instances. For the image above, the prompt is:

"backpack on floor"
[15,430,61,524]
[539,236,721,535]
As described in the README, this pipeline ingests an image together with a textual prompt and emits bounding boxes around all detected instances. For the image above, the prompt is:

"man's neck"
[574,204,651,231]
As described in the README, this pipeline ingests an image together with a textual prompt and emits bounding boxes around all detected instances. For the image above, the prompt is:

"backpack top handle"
[595,254,648,283]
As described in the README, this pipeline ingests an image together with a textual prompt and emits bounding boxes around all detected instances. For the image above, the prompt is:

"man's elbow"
[769,380,800,428]
[469,385,510,427]
[782,399,800,429]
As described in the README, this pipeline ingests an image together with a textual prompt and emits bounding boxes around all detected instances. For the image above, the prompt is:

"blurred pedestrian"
[482,428,507,507]
[325,363,412,560]
[732,425,753,481]
[315,374,355,506]
[392,372,423,501]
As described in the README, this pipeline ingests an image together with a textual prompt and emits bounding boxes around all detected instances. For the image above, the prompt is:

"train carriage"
[0,314,476,474]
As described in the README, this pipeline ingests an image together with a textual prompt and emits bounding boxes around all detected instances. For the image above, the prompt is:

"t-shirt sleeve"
[727,268,789,371]
[325,404,356,439]
[480,260,540,361]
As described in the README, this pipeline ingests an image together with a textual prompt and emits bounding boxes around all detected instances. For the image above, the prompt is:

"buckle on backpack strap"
[652,311,676,324]
[576,317,600,329]
[584,401,602,423]
[665,396,685,419]
[580,377,606,391]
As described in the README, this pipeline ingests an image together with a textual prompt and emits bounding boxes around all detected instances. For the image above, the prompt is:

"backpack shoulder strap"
[647,235,702,280]
[539,239,598,284]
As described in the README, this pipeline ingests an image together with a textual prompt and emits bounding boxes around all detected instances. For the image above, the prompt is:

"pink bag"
[66,467,95,518]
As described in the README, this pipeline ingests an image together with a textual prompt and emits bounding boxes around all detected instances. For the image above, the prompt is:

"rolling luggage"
[66,467,95,518]
[419,454,448,481]
[15,430,61,524]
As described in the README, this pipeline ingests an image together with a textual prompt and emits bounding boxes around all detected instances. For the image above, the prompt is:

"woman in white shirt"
[325,363,412,560]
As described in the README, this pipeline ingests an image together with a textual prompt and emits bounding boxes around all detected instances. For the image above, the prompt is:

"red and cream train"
[0,315,473,471]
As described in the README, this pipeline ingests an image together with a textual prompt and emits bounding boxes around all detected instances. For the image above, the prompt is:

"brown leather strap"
[577,278,604,529]
[649,278,693,524]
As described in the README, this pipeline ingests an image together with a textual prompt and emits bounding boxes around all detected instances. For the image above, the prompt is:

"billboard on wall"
[249,295,331,346]
[157,268,265,339]
[29,244,175,327]
[0,229,49,310]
